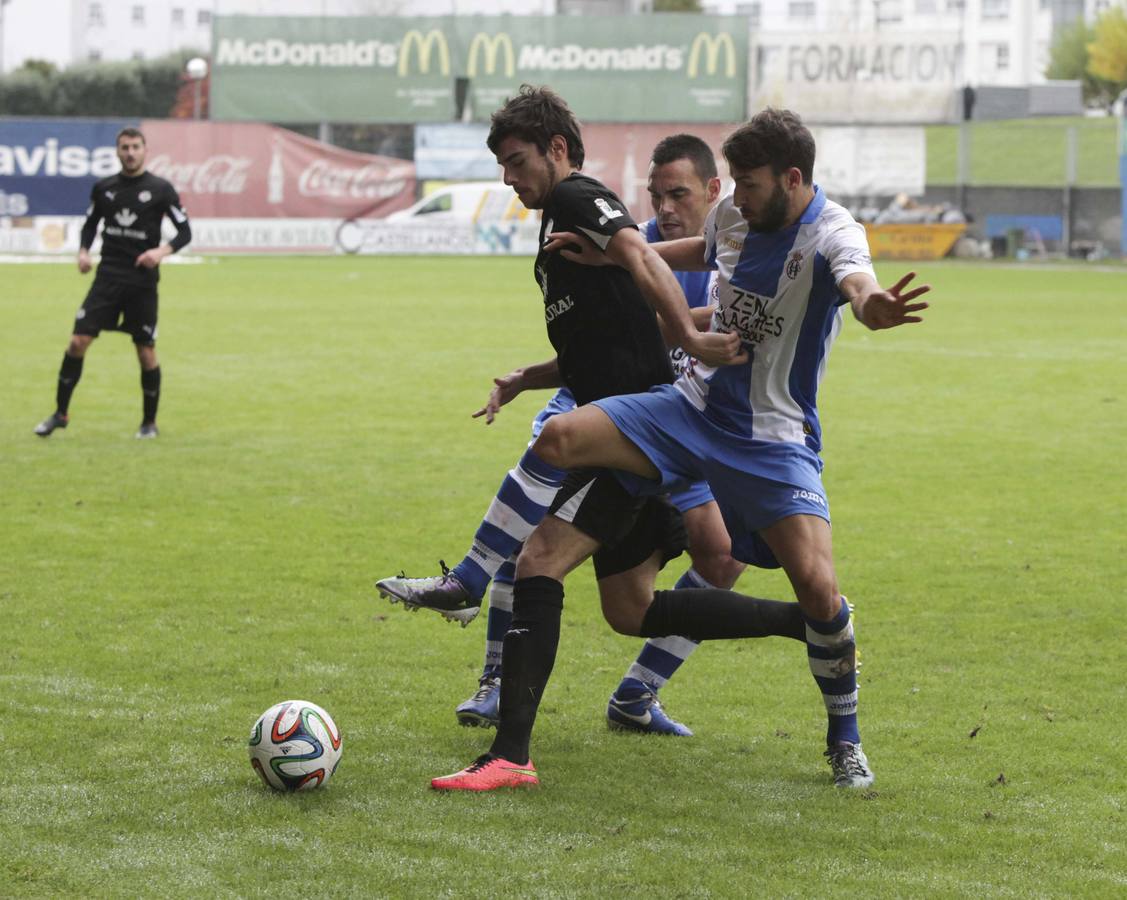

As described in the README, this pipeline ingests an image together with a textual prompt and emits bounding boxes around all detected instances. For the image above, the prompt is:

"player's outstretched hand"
[473,370,525,425]
[543,231,612,266]
[857,271,931,330]
[684,330,747,367]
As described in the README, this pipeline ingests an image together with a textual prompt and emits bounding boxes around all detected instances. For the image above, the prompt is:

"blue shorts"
[530,386,715,515]
[593,384,830,569]
[529,388,577,442]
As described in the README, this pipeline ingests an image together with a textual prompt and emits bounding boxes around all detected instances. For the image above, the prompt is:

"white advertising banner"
[751,32,963,124]
[335,218,541,255]
[811,126,925,197]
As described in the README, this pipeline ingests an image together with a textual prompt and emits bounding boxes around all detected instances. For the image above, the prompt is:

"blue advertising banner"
[414,124,496,180]
[0,119,136,216]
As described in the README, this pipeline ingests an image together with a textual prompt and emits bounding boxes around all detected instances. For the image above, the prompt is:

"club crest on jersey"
[594,198,623,225]
[138,190,152,203]
[785,251,804,280]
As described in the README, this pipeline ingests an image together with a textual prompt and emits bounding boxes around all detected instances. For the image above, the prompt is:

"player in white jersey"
[535,108,931,788]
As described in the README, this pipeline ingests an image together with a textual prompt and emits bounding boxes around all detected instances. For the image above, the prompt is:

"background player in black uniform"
[431,87,807,792]
[34,127,191,439]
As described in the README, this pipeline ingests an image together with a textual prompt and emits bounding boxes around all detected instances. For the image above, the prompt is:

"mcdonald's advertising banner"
[212,15,747,124]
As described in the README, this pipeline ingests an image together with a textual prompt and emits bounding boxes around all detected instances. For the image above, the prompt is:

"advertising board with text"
[212,15,746,124]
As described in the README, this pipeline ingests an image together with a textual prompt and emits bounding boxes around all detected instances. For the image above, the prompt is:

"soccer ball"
[248,700,343,791]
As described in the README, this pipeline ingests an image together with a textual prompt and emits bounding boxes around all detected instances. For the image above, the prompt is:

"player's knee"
[598,590,649,636]
[533,416,576,469]
[689,550,746,591]
[514,527,573,581]
[67,335,93,356]
[792,571,841,621]
[600,603,644,637]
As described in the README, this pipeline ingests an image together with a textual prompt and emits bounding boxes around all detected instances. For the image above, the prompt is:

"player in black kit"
[34,127,191,439]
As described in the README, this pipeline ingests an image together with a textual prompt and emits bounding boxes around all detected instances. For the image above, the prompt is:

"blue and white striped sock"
[481,558,516,680]
[451,448,566,599]
[614,568,706,695]
[804,596,860,745]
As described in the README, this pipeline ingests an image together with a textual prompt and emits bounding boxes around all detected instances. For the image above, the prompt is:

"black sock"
[639,589,806,641]
[56,353,84,416]
[141,366,161,424]
[489,576,564,765]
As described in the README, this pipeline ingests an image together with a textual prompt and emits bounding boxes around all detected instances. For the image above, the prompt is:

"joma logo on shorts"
[792,489,825,507]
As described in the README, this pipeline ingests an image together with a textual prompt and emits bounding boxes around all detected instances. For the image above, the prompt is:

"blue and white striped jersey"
[677,186,875,453]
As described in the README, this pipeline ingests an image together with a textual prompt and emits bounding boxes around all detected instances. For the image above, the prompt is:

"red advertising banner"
[139,120,416,219]
[580,123,737,223]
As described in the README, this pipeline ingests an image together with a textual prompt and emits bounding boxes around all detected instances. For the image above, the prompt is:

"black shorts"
[74,278,159,345]
[549,467,687,579]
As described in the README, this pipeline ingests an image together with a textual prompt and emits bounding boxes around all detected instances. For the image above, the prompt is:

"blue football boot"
[607,680,693,736]
[455,674,500,728]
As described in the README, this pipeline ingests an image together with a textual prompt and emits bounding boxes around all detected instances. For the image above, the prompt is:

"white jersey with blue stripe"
[677,186,875,453]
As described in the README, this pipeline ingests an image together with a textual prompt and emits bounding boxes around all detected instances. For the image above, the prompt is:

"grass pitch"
[2,255,1125,897]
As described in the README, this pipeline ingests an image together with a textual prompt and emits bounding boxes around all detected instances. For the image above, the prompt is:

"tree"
[1087,7,1127,97]
[17,58,57,79]
[0,67,53,115]
[654,0,702,10]
[1046,16,1117,105]
[0,49,201,117]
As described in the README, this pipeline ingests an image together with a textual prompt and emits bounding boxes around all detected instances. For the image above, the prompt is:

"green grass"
[926,116,1121,187]
[2,256,1125,897]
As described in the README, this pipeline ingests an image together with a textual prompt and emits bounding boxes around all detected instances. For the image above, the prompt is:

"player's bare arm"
[545,232,709,274]
[604,228,746,368]
[473,357,563,424]
[841,270,930,331]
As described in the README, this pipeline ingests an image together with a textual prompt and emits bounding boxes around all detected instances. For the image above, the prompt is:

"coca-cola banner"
[140,120,416,219]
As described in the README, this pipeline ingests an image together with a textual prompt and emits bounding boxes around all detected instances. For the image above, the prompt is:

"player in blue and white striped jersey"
[535,108,931,788]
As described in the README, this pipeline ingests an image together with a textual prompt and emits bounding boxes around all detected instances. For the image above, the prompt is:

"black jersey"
[536,173,674,406]
[80,171,191,286]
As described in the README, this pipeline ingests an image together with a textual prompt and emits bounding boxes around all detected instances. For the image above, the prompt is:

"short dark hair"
[722,108,815,184]
[651,133,718,184]
[116,127,146,145]
[487,84,585,168]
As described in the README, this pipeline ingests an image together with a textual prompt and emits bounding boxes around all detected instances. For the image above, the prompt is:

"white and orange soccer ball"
[248,700,342,791]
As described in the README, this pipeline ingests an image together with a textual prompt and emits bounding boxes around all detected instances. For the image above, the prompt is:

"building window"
[981,0,1008,19]
[132,50,144,60]
[88,48,102,61]
[736,2,761,27]
[132,5,144,25]
[875,0,903,24]
[88,2,104,26]
[945,0,964,10]
[915,0,937,13]
[171,7,184,26]
[996,43,1009,70]
[788,1,815,19]
[198,9,212,26]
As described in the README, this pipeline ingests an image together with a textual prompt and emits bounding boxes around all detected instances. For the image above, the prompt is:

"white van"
[386,181,536,225]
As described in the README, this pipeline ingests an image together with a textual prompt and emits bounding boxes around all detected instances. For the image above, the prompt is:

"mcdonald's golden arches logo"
[467,32,516,77]
[398,29,451,76]
[687,32,736,78]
